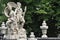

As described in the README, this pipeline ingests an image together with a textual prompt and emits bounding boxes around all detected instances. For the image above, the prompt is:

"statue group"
[4,2,27,40]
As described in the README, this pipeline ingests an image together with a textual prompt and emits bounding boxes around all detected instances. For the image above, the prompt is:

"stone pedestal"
[17,28,27,40]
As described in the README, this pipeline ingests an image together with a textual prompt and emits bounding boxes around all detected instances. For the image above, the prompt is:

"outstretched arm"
[4,7,10,17]
[23,6,27,17]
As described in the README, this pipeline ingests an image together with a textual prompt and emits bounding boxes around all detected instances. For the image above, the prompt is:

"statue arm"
[4,7,10,17]
[23,6,27,17]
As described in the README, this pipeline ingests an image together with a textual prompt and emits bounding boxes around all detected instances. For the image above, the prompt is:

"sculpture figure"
[4,2,17,28]
[4,2,27,40]
[15,2,27,28]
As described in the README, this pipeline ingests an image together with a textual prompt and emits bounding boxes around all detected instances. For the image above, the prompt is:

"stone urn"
[40,20,48,38]
[0,22,7,38]
[29,32,37,40]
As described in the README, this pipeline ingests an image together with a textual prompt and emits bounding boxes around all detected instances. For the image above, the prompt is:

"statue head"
[7,2,17,10]
[17,2,21,8]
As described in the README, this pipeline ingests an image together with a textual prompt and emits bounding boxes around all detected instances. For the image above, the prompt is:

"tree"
[0,0,8,25]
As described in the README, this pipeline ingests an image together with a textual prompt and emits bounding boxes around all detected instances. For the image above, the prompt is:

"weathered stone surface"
[40,20,48,38]
[4,2,27,40]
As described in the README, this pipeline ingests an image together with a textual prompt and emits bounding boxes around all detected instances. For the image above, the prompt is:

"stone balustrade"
[1,37,60,40]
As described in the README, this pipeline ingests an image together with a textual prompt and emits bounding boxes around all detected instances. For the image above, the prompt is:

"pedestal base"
[41,35,48,38]
[6,34,18,39]
[17,28,27,40]
[6,28,27,40]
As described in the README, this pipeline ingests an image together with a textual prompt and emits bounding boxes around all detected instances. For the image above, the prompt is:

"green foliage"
[36,9,47,14]
[0,0,8,25]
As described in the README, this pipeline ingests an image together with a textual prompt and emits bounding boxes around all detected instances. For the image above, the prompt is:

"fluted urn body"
[40,20,48,38]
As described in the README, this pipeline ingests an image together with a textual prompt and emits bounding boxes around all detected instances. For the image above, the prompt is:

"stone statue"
[4,2,17,28]
[15,2,27,40]
[4,2,27,40]
[4,2,18,39]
